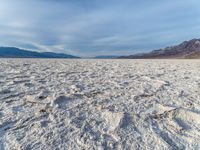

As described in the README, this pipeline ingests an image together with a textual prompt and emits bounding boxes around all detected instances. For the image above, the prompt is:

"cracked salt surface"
[0,59,200,149]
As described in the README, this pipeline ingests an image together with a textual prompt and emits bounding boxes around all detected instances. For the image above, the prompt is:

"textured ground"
[0,59,200,150]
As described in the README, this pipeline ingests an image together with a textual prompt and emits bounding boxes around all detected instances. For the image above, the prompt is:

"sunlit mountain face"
[119,39,200,59]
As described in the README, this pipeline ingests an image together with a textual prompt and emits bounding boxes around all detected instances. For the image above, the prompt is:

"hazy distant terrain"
[94,56,119,59]
[0,59,200,149]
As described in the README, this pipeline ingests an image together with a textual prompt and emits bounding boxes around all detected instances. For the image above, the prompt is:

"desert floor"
[0,59,200,150]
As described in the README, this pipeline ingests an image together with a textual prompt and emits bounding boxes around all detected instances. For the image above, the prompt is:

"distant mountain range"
[1,39,200,59]
[119,39,200,59]
[94,55,119,59]
[0,47,80,58]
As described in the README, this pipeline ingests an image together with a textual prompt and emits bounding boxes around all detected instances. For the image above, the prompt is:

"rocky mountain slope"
[119,39,200,59]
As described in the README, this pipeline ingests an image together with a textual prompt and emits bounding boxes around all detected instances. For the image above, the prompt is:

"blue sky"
[0,0,200,57]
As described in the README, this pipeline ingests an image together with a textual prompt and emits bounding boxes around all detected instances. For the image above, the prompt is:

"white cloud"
[0,0,200,56]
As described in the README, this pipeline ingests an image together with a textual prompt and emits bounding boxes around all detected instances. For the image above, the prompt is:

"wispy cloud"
[0,0,200,56]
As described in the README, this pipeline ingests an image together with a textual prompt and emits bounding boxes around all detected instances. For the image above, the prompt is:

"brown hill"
[119,39,200,59]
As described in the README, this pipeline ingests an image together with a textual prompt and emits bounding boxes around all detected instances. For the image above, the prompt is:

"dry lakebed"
[0,59,200,150]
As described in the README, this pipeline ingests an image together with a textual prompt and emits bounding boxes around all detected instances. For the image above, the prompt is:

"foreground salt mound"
[143,104,200,149]
[176,108,200,129]
[0,59,200,149]
[102,110,124,131]
[51,95,72,108]
[147,104,200,127]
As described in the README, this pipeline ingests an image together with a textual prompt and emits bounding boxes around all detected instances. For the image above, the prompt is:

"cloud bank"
[0,0,200,56]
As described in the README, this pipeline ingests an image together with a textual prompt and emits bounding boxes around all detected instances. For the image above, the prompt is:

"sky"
[0,0,200,57]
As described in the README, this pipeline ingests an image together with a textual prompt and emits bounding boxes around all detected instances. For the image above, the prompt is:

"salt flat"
[0,59,200,150]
